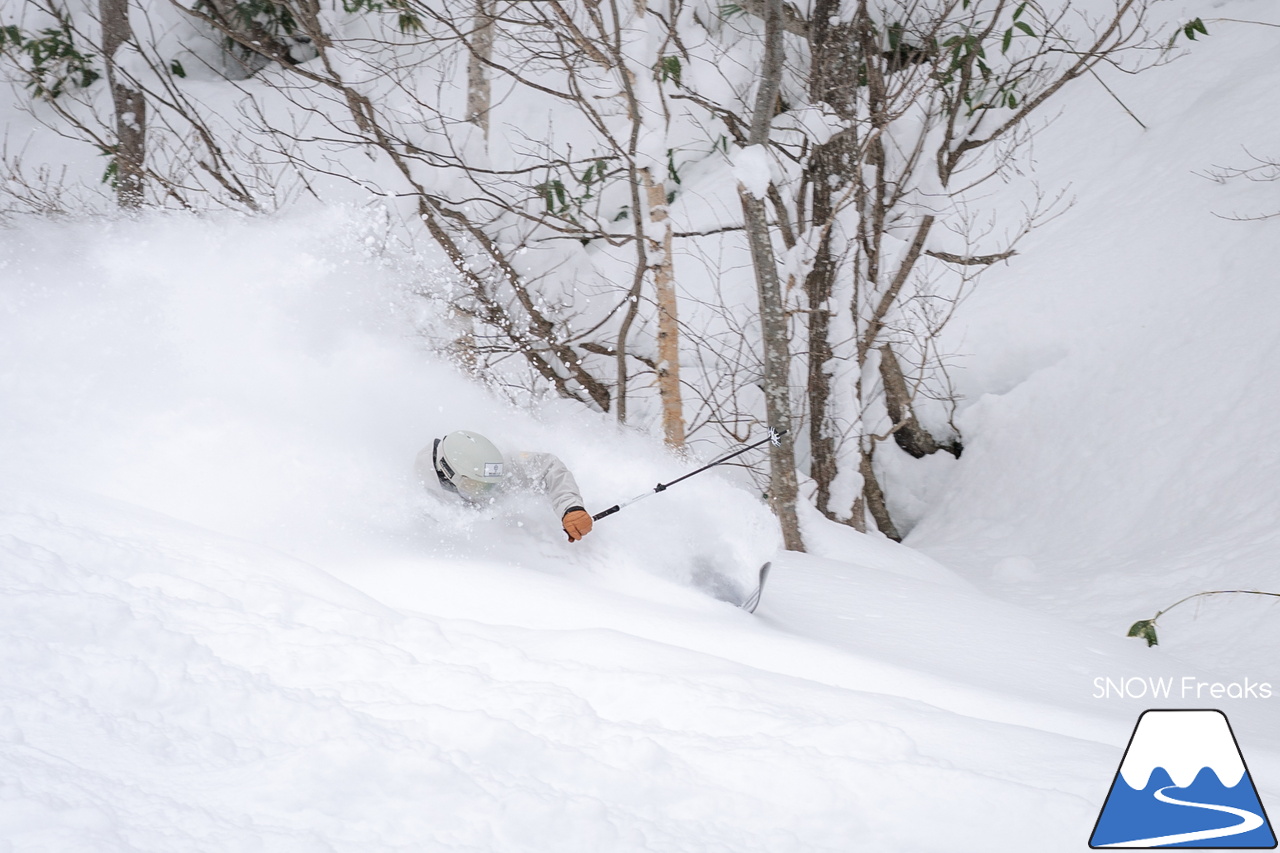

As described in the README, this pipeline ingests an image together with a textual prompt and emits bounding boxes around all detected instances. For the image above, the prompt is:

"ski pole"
[592,427,787,522]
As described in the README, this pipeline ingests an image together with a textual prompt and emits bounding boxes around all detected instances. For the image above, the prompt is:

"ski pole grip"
[593,505,622,522]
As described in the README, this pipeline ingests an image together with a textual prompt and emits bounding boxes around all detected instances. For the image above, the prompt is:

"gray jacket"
[415,446,585,517]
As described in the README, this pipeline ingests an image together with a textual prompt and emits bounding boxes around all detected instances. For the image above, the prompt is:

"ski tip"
[740,562,772,614]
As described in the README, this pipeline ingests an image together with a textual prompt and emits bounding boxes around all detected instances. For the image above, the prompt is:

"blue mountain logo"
[1091,709,1276,848]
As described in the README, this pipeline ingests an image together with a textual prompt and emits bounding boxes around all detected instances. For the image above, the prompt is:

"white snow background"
[4,2,1280,851]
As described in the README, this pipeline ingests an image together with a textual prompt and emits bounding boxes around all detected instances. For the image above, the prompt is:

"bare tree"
[99,0,146,207]
[171,0,622,407]
[716,0,1164,538]
[644,165,685,447]
[0,0,278,212]
[738,0,804,551]
[464,0,493,142]
[1202,150,1280,221]
[3,0,1176,548]
[421,0,690,437]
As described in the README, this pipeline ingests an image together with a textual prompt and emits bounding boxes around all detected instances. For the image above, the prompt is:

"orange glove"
[562,507,593,542]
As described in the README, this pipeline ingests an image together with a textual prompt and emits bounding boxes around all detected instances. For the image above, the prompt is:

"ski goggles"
[453,475,497,501]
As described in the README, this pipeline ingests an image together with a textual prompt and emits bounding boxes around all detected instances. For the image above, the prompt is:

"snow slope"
[2,485,1118,852]
[909,1,1280,673]
[5,2,1280,850]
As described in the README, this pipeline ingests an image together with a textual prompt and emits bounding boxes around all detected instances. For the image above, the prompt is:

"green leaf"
[1182,18,1209,41]
[1127,619,1160,647]
[1015,21,1035,38]
[1002,28,1012,53]
[10,19,101,101]
[536,179,570,214]
[887,21,905,51]
[170,58,186,78]
[582,158,610,186]
[1013,2,1027,22]
[656,55,681,87]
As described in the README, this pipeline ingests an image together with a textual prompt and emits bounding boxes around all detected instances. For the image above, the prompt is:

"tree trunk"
[740,0,803,552]
[449,0,493,376]
[100,0,145,207]
[643,168,685,447]
[465,0,493,144]
[612,1,647,426]
[858,441,901,541]
[879,343,961,459]
[804,0,861,521]
[804,140,838,519]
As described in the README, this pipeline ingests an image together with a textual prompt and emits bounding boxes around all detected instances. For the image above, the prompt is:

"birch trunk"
[465,0,493,143]
[643,168,684,447]
[452,0,494,374]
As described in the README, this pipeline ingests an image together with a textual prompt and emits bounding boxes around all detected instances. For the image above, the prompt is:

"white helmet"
[434,430,505,501]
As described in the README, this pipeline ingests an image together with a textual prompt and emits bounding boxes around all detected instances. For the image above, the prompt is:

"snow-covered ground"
[910,2,1280,673]
[4,3,1280,850]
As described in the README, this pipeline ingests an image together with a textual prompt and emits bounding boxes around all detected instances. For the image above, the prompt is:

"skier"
[416,430,594,542]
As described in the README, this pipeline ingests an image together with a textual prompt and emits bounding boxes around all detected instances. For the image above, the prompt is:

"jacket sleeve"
[509,451,585,517]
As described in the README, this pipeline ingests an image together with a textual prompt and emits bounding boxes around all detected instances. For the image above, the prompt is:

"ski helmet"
[434,430,505,501]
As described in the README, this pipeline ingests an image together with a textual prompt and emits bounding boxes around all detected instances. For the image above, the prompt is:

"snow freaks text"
[1093,677,1273,701]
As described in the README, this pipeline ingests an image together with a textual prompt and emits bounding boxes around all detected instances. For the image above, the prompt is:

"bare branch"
[925,248,1018,265]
